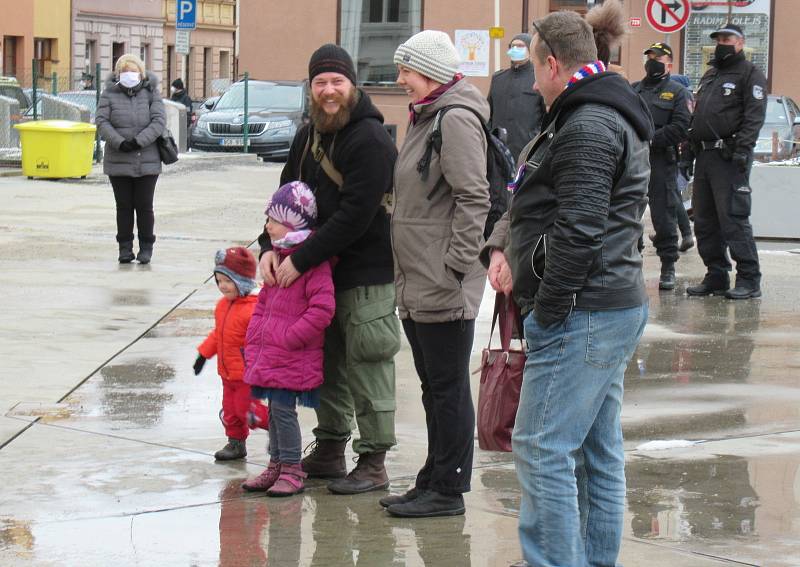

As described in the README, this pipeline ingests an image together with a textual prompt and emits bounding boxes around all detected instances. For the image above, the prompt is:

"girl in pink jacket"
[242,181,335,497]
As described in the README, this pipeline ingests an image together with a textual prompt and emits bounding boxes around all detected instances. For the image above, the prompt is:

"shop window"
[140,43,151,68]
[340,0,422,85]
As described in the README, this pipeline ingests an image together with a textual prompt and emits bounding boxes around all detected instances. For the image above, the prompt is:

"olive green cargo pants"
[313,283,401,454]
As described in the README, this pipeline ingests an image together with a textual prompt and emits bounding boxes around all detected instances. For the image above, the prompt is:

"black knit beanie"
[308,44,357,84]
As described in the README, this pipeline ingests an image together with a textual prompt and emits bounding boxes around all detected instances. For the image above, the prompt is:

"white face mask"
[170,86,177,94]
[119,71,141,88]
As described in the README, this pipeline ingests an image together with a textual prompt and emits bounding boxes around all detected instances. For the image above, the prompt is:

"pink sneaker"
[267,463,307,497]
[241,460,280,492]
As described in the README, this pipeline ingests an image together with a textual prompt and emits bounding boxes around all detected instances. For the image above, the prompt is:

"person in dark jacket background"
[633,42,691,290]
[170,78,194,141]
[687,23,767,300]
[487,33,545,161]
[481,6,650,565]
[96,53,165,264]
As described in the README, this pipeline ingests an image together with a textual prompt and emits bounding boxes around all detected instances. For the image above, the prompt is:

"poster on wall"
[455,30,490,77]
[683,0,770,90]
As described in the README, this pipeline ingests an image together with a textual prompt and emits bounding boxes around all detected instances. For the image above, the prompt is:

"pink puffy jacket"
[243,251,335,392]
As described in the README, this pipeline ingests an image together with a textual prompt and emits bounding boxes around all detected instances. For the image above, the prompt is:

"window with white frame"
[340,0,422,85]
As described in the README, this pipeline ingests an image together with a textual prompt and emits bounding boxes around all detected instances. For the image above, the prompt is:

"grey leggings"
[268,399,302,464]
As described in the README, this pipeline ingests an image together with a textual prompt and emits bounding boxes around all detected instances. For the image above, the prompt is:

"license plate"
[220,138,243,146]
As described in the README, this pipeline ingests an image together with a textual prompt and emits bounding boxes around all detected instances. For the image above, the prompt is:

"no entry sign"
[645,0,691,34]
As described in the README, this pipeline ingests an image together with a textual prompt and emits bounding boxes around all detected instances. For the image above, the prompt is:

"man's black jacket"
[690,51,767,153]
[258,90,396,291]
[488,61,546,160]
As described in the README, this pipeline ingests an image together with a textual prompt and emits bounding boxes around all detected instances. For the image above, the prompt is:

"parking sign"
[176,0,196,30]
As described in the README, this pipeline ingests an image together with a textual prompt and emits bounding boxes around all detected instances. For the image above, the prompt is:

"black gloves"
[119,139,140,152]
[193,354,206,375]
[732,151,749,173]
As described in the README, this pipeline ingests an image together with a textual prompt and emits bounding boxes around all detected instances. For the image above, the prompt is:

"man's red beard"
[310,87,359,134]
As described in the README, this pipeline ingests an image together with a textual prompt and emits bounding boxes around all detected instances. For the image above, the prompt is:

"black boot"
[214,438,247,461]
[118,241,135,264]
[725,279,761,300]
[327,451,389,495]
[301,438,348,479]
[679,234,695,252]
[686,273,730,297]
[137,241,154,264]
[658,263,676,291]
[386,490,465,518]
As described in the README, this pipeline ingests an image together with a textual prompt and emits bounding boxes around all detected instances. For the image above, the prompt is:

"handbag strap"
[487,293,523,352]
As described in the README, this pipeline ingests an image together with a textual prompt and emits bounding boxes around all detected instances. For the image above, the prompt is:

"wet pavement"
[2,155,800,566]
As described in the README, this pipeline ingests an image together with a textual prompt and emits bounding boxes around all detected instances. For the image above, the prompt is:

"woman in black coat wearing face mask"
[96,53,166,264]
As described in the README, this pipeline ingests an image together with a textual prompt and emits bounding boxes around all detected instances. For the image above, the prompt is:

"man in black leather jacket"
[687,23,767,299]
[479,9,651,567]
[633,42,690,290]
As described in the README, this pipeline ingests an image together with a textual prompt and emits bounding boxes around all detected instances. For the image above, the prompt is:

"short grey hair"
[532,11,598,70]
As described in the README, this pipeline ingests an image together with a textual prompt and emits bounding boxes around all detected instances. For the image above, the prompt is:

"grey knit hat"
[393,30,460,85]
[510,33,532,48]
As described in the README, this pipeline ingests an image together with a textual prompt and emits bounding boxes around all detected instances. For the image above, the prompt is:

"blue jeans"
[514,304,648,567]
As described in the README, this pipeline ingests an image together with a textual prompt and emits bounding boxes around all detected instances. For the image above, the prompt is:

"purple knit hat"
[265,181,317,230]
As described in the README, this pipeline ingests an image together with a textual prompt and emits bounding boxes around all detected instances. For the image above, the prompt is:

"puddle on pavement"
[623,292,800,442]
[626,452,800,560]
[98,359,175,426]
[109,289,152,307]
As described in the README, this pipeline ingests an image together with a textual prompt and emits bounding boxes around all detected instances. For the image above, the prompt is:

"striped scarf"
[566,60,607,89]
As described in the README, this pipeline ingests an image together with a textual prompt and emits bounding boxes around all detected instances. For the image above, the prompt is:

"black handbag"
[157,129,179,165]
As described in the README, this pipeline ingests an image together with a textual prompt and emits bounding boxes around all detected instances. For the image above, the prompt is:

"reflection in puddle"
[99,359,175,427]
[627,455,760,541]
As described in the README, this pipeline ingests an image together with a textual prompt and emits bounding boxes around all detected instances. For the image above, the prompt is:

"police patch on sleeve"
[753,85,764,100]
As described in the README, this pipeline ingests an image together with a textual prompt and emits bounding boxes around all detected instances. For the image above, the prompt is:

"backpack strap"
[298,125,393,214]
[417,104,489,182]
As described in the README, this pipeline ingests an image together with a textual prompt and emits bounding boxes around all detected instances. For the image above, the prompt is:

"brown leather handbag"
[477,293,526,452]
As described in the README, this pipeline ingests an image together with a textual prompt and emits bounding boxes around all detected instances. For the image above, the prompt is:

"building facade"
[72,0,164,91]
[238,0,799,143]
[33,0,72,92]
[163,0,236,100]
[0,2,35,86]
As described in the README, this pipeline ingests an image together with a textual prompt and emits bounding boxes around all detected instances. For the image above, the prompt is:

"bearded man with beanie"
[633,42,691,290]
[257,44,401,497]
[480,5,651,564]
[488,33,545,160]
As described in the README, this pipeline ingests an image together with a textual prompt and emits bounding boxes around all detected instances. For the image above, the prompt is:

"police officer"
[687,23,767,299]
[633,42,690,290]
[487,33,546,161]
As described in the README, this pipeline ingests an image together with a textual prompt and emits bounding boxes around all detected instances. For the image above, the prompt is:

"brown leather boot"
[301,438,348,479]
[327,451,389,495]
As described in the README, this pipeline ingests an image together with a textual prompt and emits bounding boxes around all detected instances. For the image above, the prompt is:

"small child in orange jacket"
[194,246,267,461]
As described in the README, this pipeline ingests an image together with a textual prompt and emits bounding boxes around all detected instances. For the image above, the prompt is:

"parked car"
[191,79,308,159]
[0,76,29,117]
[754,95,800,162]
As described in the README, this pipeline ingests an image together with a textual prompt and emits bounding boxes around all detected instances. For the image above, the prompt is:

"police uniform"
[688,24,767,299]
[633,42,691,289]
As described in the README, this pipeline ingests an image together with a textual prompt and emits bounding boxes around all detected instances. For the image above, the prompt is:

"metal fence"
[0,95,21,167]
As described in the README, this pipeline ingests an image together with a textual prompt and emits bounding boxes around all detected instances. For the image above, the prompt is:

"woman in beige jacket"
[380,30,490,518]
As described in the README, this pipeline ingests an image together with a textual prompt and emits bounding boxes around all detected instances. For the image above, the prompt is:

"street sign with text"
[176,30,191,55]
[176,0,197,30]
[645,0,691,34]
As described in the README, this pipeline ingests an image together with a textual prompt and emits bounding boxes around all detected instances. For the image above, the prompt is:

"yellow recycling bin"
[14,120,96,179]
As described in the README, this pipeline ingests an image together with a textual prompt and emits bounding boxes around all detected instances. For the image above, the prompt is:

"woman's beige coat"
[392,79,490,323]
